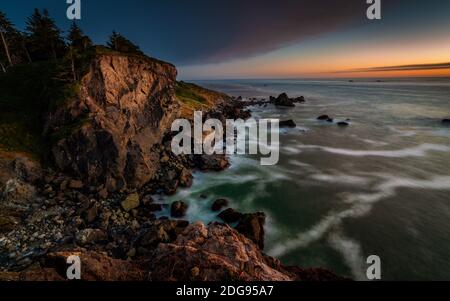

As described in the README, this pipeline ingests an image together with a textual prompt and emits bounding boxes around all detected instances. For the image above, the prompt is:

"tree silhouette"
[25,9,66,61]
[107,31,143,55]
[68,22,92,52]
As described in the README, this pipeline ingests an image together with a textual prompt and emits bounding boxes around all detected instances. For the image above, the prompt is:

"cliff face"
[48,54,180,191]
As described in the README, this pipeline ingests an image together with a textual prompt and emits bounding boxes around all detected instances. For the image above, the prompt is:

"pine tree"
[107,31,143,55]
[0,11,14,66]
[25,8,66,61]
[67,22,92,51]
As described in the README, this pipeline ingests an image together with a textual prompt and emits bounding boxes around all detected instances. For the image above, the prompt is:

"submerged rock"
[171,201,188,218]
[211,198,229,212]
[317,115,331,121]
[218,208,243,224]
[279,119,297,128]
[273,93,295,107]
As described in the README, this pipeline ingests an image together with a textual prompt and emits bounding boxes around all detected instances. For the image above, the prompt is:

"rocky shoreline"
[0,50,348,281]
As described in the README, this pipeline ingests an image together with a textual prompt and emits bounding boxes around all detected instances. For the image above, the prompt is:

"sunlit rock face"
[49,53,180,191]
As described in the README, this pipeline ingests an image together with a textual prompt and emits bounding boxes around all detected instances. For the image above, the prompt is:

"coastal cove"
[157,78,450,281]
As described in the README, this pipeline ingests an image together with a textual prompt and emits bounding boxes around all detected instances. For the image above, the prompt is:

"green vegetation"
[175,81,208,108]
[0,61,79,157]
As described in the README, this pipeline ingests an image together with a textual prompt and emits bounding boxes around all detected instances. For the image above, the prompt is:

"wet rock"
[273,93,295,107]
[171,201,188,218]
[142,195,154,206]
[235,212,266,249]
[442,119,450,124]
[294,96,306,103]
[121,193,140,212]
[337,121,350,127]
[211,199,229,212]
[218,208,243,224]
[317,115,332,121]
[279,120,297,128]
[179,168,193,187]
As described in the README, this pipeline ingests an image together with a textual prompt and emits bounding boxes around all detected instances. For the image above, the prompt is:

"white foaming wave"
[297,143,450,158]
[358,138,389,147]
[268,174,450,258]
[268,203,371,257]
[328,230,367,281]
[282,146,302,154]
[310,173,371,186]
[388,126,417,137]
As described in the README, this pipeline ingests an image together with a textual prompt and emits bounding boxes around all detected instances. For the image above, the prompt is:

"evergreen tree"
[67,22,92,51]
[107,31,143,55]
[0,10,15,67]
[25,8,66,61]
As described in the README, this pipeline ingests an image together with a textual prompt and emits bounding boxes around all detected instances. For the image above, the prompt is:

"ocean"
[157,78,450,280]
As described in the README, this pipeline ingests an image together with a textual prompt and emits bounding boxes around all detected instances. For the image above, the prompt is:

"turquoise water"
[159,78,450,280]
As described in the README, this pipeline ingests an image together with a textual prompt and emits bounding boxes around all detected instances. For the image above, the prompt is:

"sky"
[1,0,450,79]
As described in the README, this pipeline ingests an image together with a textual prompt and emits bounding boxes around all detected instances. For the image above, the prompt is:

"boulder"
[211,198,229,212]
[171,201,188,218]
[235,212,266,250]
[279,120,297,128]
[294,96,306,103]
[121,193,140,212]
[273,93,295,107]
[218,208,243,224]
[317,115,331,121]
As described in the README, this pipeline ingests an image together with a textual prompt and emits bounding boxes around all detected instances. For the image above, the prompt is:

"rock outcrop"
[47,53,180,191]
[148,222,291,281]
[279,119,297,128]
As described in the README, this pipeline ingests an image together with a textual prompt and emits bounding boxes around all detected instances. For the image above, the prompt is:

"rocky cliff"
[47,53,180,191]
[0,51,345,281]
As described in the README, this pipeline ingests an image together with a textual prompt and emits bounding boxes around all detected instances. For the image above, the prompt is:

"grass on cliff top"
[0,61,79,158]
[175,81,229,118]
